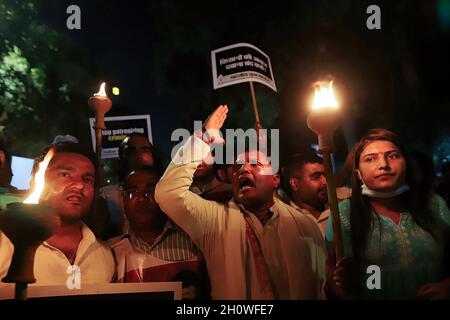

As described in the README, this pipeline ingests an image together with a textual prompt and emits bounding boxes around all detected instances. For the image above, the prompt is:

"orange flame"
[94,82,107,97]
[24,148,55,204]
[312,81,338,110]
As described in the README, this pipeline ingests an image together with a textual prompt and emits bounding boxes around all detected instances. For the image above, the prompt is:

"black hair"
[349,129,437,272]
[122,166,163,188]
[32,142,97,177]
[118,133,163,182]
[281,149,323,197]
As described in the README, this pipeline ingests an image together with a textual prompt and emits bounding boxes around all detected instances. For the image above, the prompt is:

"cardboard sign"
[89,115,153,159]
[211,43,277,92]
[0,282,181,300]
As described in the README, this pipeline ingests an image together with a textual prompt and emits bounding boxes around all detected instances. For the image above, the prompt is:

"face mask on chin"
[356,169,410,198]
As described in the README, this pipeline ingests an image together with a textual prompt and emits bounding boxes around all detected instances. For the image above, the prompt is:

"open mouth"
[66,194,82,204]
[238,176,255,191]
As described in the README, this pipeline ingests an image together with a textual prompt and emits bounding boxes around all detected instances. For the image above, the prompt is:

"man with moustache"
[155,105,325,300]
[282,151,330,236]
[109,168,210,299]
[101,133,158,237]
[0,143,115,286]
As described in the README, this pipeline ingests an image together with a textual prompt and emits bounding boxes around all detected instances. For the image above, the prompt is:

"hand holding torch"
[306,81,344,262]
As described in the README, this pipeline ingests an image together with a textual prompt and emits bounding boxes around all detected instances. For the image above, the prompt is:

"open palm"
[203,105,228,144]
[204,104,228,131]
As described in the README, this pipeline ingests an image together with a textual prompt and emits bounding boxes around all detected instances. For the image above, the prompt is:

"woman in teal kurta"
[326,129,450,299]
[326,194,450,299]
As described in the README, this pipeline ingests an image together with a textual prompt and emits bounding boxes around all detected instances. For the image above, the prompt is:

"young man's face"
[231,150,279,210]
[42,152,95,224]
[290,162,328,209]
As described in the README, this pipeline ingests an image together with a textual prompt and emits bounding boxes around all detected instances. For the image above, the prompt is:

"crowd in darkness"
[0,105,449,300]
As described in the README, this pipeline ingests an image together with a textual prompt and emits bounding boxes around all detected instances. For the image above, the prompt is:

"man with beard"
[155,105,325,300]
[282,151,329,236]
[0,143,115,286]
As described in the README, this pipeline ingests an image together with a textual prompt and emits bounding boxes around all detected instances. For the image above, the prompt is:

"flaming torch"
[88,82,112,185]
[307,80,344,262]
[0,148,60,299]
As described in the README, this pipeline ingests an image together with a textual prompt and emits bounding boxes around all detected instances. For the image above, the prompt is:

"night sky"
[34,0,450,167]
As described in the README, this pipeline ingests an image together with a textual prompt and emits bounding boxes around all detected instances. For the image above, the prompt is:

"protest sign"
[89,114,152,159]
[211,43,277,92]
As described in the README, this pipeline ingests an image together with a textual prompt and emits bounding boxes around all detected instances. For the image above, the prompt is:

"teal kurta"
[326,194,450,299]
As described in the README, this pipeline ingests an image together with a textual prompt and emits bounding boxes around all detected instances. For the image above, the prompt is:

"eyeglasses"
[123,187,155,200]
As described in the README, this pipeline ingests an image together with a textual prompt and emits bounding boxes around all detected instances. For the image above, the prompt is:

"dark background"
[1,0,449,179]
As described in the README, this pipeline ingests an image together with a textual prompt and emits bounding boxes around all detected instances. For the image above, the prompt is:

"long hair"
[349,129,436,264]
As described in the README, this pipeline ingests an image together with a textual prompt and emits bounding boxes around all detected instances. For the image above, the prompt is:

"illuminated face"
[290,162,327,208]
[123,135,154,169]
[358,140,406,192]
[42,153,95,224]
[123,171,161,227]
[231,150,279,210]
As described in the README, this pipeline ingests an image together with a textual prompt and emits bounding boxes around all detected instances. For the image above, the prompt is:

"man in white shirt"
[155,105,325,300]
[0,143,115,288]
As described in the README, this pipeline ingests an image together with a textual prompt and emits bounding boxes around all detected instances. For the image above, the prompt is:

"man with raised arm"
[155,105,325,300]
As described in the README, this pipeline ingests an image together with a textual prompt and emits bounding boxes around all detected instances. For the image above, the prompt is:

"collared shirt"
[108,220,208,287]
[288,187,351,237]
[289,201,329,237]
[0,223,115,289]
[127,220,198,261]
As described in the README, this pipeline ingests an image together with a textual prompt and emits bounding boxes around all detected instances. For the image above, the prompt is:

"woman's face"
[358,140,406,192]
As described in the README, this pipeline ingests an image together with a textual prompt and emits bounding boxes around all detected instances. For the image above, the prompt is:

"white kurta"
[155,136,326,300]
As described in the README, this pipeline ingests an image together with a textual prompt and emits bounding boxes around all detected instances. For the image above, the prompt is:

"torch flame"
[312,81,338,110]
[24,148,55,204]
[94,82,107,97]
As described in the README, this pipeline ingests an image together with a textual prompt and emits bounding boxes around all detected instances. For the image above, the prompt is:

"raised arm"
[155,105,229,250]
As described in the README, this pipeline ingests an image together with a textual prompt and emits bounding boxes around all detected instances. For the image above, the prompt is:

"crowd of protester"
[0,105,449,300]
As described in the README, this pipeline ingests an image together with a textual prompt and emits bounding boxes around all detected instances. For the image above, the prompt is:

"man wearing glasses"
[108,167,210,299]
[101,133,159,237]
